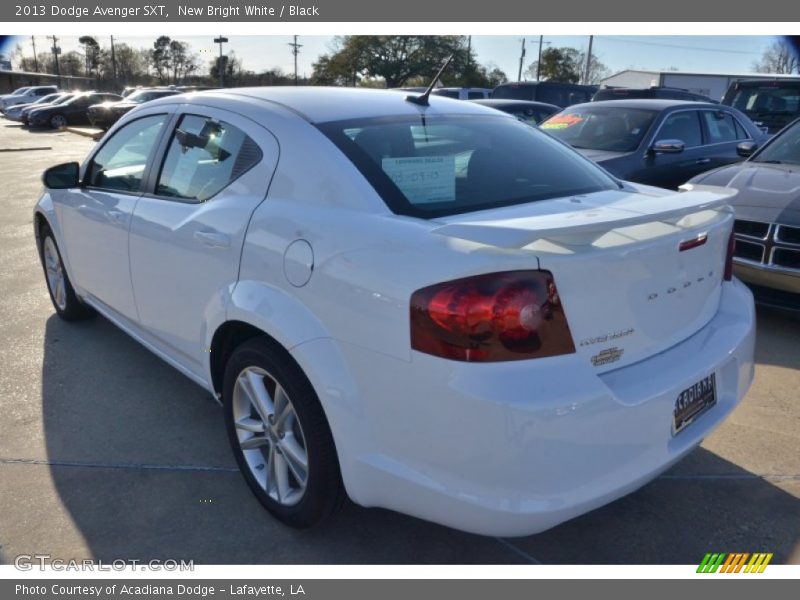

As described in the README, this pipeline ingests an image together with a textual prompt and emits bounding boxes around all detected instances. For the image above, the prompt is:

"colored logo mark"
[697,552,773,573]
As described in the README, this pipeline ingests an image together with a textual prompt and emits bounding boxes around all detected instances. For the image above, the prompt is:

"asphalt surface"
[0,122,798,565]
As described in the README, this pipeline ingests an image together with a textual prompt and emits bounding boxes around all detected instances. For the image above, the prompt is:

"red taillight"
[724,231,736,281]
[410,270,575,362]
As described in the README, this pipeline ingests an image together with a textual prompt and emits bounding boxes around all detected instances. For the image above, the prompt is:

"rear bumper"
[294,280,756,536]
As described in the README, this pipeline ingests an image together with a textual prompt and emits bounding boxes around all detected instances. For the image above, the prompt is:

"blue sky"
[6,35,781,80]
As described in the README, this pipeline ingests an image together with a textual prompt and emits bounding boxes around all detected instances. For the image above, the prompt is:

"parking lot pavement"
[0,121,798,565]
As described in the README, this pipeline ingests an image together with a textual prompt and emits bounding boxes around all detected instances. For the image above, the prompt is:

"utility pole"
[288,35,302,85]
[31,36,39,72]
[50,35,61,87]
[213,35,228,88]
[110,36,118,89]
[467,35,472,69]
[517,38,526,81]
[582,35,594,85]
[536,36,551,81]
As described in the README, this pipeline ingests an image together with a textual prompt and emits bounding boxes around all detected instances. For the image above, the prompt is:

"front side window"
[656,111,703,147]
[318,114,619,218]
[155,114,262,202]
[541,106,657,152]
[86,114,167,192]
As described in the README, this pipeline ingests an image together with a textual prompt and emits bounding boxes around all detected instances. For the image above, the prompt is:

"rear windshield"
[727,83,800,117]
[540,106,658,153]
[317,114,619,218]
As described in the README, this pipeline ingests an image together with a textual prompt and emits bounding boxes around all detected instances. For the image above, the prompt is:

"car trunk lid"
[432,185,736,372]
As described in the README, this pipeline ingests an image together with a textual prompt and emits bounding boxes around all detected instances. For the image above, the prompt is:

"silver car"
[687,117,800,310]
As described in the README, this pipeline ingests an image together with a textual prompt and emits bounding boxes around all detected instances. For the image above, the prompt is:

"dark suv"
[722,78,800,134]
[593,86,717,103]
[491,81,597,108]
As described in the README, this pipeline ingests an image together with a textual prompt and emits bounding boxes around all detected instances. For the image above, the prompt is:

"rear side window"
[86,114,167,192]
[467,91,486,100]
[701,111,743,143]
[317,114,618,218]
[657,111,703,147]
[156,114,262,202]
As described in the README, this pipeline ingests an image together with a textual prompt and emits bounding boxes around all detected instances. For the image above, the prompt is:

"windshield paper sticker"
[540,113,584,130]
[382,156,456,204]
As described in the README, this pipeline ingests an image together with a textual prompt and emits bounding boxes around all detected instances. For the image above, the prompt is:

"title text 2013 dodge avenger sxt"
[34,87,755,536]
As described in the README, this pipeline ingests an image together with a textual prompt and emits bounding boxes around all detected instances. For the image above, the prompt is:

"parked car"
[722,78,800,135]
[88,88,181,129]
[20,93,75,126]
[27,92,122,129]
[431,87,492,100]
[3,92,65,121]
[491,81,597,107]
[540,99,767,189]
[593,86,718,103]
[0,86,32,102]
[0,85,58,112]
[470,98,561,125]
[34,87,754,536]
[686,117,800,310]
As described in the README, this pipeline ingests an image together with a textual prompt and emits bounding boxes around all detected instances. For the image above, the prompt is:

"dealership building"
[599,69,800,101]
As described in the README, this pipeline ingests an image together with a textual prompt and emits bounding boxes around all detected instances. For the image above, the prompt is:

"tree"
[168,40,198,83]
[525,47,582,83]
[311,35,506,88]
[753,40,799,74]
[78,36,101,77]
[151,36,172,83]
[576,51,609,84]
[209,51,243,86]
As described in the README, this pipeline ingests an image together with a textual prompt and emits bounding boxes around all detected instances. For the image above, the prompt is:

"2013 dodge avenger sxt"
[33,87,755,536]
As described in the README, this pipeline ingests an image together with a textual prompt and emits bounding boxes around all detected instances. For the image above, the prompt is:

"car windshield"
[10,87,31,96]
[35,94,60,104]
[752,120,800,165]
[126,90,171,103]
[730,84,800,118]
[540,106,658,152]
[317,114,619,218]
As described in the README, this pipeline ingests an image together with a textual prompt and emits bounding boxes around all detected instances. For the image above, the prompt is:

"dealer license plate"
[673,373,717,435]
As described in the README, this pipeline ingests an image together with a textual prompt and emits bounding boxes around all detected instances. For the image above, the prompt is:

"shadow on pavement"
[41,313,800,564]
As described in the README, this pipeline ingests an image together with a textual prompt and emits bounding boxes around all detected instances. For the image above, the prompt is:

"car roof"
[149,86,502,123]
[567,98,722,110]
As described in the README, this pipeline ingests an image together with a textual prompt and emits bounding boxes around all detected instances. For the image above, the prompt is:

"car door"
[56,110,171,320]
[699,109,751,173]
[636,109,709,189]
[128,107,279,378]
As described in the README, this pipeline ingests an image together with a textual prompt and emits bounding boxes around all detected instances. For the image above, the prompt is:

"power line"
[599,36,766,56]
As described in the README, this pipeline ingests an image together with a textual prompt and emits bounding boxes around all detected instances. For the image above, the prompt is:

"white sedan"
[34,87,755,536]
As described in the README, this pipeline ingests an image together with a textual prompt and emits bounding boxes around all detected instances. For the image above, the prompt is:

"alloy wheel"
[232,366,309,506]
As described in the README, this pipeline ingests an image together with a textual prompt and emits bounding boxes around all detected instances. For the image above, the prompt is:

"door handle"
[106,210,127,225]
[194,229,231,248]
[695,158,711,165]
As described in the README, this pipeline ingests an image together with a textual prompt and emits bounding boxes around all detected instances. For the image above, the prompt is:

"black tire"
[223,336,345,528]
[38,223,95,321]
[49,114,68,129]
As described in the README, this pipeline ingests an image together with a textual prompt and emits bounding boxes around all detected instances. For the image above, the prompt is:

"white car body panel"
[33,87,756,536]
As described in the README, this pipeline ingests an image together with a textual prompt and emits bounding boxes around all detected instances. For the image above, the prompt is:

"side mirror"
[651,139,685,154]
[737,141,758,158]
[42,162,80,189]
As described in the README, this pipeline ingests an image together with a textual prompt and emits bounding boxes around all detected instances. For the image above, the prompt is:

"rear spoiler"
[431,185,736,249]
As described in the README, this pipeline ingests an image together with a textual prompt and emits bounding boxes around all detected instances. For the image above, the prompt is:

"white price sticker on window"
[382,156,456,204]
